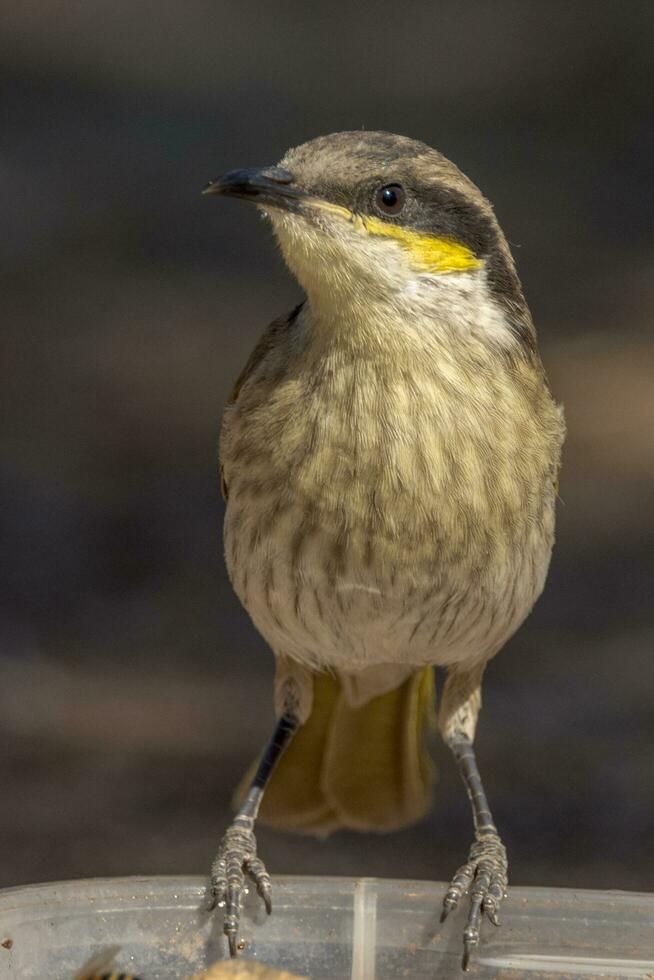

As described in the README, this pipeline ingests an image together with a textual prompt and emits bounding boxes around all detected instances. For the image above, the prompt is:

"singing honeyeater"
[203,131,565,970]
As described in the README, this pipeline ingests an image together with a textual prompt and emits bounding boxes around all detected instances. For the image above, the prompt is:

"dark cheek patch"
[411,187,496,257]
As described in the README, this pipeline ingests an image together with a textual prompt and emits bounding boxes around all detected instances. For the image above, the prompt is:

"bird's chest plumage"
[221,335,562,671]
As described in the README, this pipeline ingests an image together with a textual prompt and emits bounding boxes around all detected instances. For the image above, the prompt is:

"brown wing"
[220,302,303,501]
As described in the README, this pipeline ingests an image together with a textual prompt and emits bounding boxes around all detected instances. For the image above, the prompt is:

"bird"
[203,131,565,970]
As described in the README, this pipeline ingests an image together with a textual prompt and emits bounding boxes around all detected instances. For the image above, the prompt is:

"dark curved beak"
[202,166,308,212]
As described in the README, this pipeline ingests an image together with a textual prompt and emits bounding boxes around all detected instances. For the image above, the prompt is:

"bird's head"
[205,131,533,348]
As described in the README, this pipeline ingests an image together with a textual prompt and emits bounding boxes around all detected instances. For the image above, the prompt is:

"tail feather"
[234,667,435,836]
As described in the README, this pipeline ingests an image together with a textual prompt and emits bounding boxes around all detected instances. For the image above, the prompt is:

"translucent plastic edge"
[0,874,652,912]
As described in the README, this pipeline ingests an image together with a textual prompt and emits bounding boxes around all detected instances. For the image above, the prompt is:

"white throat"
[268,209,517,354]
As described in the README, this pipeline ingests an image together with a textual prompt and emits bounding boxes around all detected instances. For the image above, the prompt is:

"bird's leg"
[438,665,508,971]
[207,709,299,956]
[443,732,508,970]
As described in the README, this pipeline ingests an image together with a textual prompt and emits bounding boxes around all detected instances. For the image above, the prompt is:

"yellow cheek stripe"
[357,214,482,273]
[310,198,481,274]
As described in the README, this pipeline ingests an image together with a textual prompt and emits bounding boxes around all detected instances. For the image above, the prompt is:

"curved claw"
[483,878,505,926]
[261,881,272,915]
[483,893,502,926]
[486,908,501,927]
[245,855,272,915]
[441,890,459,921]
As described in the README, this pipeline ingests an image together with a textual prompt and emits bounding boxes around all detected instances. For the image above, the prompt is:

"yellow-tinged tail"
[235,667,436,836]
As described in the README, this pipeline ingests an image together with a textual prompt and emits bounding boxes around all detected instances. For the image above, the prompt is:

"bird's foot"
[207,814,272,956]
[441,830,508,971]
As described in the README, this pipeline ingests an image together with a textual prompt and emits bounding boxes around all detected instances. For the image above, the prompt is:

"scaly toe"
[208,817,272,956]
[442,832,509,970]
[207,875,226,912]
[442,862,475,922]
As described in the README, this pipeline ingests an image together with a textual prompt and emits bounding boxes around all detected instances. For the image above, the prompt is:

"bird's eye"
[374,183,406,216]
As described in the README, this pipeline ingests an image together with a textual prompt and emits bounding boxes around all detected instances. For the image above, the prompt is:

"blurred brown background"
[1,1,653,894]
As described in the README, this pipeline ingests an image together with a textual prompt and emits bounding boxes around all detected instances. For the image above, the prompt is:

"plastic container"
[0,875,653,979]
